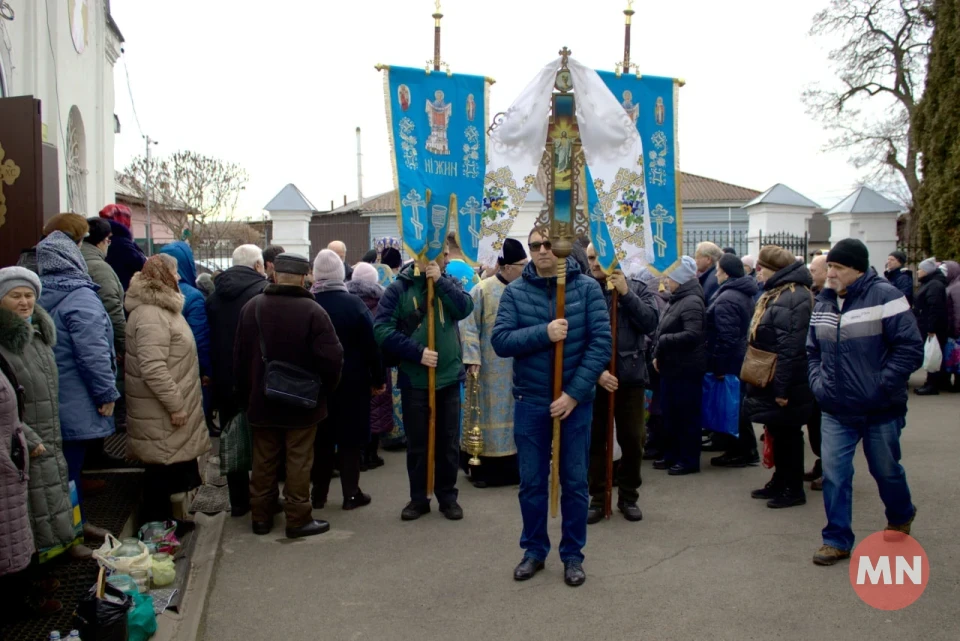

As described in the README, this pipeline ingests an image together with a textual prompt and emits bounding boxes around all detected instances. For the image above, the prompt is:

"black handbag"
[255,299,322,409]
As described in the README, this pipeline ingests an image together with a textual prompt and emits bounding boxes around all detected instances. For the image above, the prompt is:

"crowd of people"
[1,206,957,615]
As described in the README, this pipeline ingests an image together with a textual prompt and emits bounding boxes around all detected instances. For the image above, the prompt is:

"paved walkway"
[202,376,959,641]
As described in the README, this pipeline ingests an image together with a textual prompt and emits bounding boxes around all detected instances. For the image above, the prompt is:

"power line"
[42,0,66,154]
[122,56,144,138]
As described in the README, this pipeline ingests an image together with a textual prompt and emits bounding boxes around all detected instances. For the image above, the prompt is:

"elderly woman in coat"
[0,267,86,563]
[652,256,707,476]
[125,255,210,527]
[743,245,814,509]
[0,351,36,620]
[311,250,384,510]
[36,231,120,539]
[347,261,391,469]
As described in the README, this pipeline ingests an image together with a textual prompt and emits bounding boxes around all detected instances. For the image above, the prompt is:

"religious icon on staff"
[555,69,573,92]
[425,89,452,155]
[398,84,411,111]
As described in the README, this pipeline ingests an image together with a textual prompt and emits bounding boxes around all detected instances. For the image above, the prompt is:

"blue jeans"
[821,413,916,551]
[514,398,592,564]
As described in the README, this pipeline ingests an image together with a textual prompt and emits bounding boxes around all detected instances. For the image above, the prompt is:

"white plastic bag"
[923,336,943,373]
[93,533,152,574]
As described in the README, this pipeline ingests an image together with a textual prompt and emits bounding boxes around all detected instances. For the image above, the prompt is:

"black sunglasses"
[528,241,552,252]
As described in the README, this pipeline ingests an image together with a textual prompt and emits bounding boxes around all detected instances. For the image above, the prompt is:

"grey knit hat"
[668,256,698,285]
[918,257,938,276]
[0,266,42,301]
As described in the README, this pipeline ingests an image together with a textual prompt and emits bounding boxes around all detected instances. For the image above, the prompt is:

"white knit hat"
[668,256,698,286]
[352,262,379,284]
[313,249,346,281]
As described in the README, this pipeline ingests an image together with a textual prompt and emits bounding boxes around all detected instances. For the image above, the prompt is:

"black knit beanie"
[718,252,745,279]
[826,238,870,273]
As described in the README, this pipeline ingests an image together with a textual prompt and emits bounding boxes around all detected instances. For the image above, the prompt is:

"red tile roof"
[679,172,761,203]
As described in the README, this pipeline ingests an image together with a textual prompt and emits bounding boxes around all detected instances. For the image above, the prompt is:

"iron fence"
[683,229,748,257]
[757,230,809,260]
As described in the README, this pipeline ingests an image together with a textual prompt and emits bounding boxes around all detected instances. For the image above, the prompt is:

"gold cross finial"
[626,0,634,9]
[0,143,22,227]
[559,47,571,66]
[435,0,441,13]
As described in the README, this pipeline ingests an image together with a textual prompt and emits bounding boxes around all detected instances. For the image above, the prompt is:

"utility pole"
[144,135,159,255]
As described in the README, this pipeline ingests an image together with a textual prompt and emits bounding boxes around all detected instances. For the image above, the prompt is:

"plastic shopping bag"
[93,534,152,575]
[219,411,253,476]
[701,374,741,437]
[76,580,132,641]
[127,592,159,641]
[923,336,943,373]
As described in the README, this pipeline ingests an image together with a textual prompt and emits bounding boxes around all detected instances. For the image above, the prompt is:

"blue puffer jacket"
[39,287,120,441]
[160,242,212,376]
[492,258,611,405]
[705,275,758,376]
[807,271,923,426]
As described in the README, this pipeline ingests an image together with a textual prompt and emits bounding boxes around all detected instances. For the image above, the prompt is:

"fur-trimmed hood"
[0,305,56,354]
[124,272,185,315]
[346,279,384,301]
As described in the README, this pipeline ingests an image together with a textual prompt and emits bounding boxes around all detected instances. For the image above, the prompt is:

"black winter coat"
[314,289,384,446]
[653,279,707,378]
[743,261,814,426]
[885,268,914,307]
[913,270,948,339]
[206,266,268,416]
[602,277,660,387]
[705,276,758,376]
[699,265,720,305]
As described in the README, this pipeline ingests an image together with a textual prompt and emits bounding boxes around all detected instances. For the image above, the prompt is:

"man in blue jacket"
[492,229,611,587]
[807,239,923,567]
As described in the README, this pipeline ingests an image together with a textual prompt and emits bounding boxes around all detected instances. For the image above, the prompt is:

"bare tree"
[803,0,932,216]
[121,150,249,248]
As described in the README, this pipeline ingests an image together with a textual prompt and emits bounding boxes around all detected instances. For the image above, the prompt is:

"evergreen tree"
[914,0,960,258]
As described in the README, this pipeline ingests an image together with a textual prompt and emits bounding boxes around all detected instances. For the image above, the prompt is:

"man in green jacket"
[82,218,126,355]
[374,249,474,521]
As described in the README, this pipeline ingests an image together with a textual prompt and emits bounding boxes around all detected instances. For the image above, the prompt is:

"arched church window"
[66,107,88,215]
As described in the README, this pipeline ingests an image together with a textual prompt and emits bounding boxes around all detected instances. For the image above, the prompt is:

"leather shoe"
[803,459,823,482]
[586,505,604,524]
[668,464,699,476]
[231,505,250,518]
[252,520,273,535]
[652,459,672,470]
[618,501,643,521]
[285,519,330,539]
[810,477,823,491]
[513,556,545,581]
[563,561,586,587]
[440,501,464,520]
[767,491,807,509]
[343,492,372,510]
[751,480,781,500]
[914,385,940,396]
[401,501,431,521]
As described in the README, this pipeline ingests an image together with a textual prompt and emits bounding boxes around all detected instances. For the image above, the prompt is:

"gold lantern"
[463,370,484,466]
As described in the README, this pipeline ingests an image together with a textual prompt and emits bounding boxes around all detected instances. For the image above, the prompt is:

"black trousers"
[768,421,805,494]
[312,428,361,503]
[589,386,645,504]
[401,384,460,505]
[142,461,202,523]
[729,388,758,456]
[661,374,703,470]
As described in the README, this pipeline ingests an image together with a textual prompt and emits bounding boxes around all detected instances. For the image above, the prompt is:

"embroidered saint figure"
[622,90,639,125]
[655,96,666,126]
[466,94,476,122]
[398,84,411,112]
[425,90,452,155]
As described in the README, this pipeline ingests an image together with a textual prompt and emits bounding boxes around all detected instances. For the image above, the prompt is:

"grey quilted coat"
[0,306,77,554]
[0,351,32,576]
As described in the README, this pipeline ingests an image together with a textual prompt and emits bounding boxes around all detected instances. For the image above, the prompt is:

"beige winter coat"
[124,273,210,465]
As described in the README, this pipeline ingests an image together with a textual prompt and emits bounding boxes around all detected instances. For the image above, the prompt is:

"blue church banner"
[596,71,682,274]
[383,66,488,263]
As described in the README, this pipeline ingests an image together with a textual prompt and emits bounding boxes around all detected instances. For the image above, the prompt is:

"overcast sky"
[111,0,867,220]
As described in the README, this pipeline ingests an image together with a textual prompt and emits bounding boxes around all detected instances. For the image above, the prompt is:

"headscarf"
[141,255,181,292]
[36,231,96,293]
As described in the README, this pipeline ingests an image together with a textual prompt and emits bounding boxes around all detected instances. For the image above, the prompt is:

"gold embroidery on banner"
[0,143,23,228]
